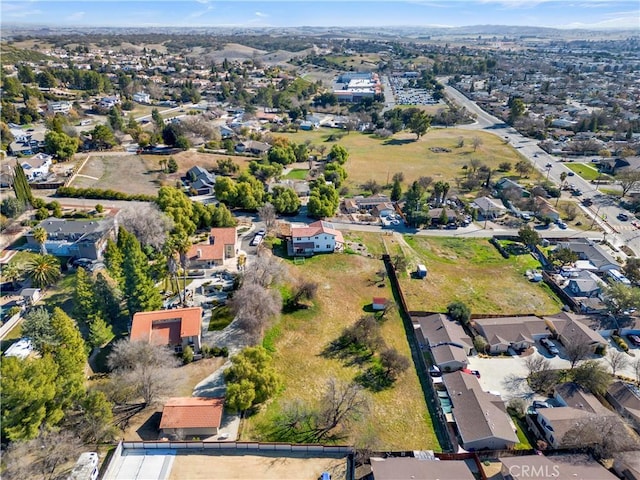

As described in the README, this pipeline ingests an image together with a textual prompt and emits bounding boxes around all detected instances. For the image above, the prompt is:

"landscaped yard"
[242,252,439,450]
[394,236,562,315]
[276,128,535,193]
[565,162,611,182]
[284,168,308,180]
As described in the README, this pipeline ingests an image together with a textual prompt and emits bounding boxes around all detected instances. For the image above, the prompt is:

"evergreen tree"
[93,272,122,322]
[120,229,162,314]
[391,179,402,201]
[104,238,124,285]
[12,162,33,207]
[50,307,87,409]
[73,266,94,321]
[88,314,114,348]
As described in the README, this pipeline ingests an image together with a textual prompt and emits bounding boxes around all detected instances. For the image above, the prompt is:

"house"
[606,381,640,433]
[545,312,608,352]
[235,140,271,155]
[371,202,395,218]
[370,457,475,480]
[186,165,216,195]
[186,227,237,268]
[535,382,617,448]
[564,270,603,297]
[612,452,640,480]
[289,221,344,256]
[500,454,619,480]
[21,153,53,181]
[473,196,506,219]
[47,101,72,115]
[299,120,315,130]
[442,371,518,450]
[26,217,118,260]
[428,208,458,225]
[474,316,550,354]
[353,194,391,212]
[599,156,640,175]
[414,313,473,372]
[159,397,224,438]
[372,297,388,311]
[533,196,560,222]
[130,306,202,353]
[99,95,120,109]
[133,92,151,104]
[495,177,530,197]
[219,125,235,139]
[19,288,42,306]
[342,198,358,214]
[557,239,619,272]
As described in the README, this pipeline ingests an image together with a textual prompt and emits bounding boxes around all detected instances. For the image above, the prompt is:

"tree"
[32,226,48,255]
[120,229,163,314]
[509,98,525,123]
[471,136,483,152]
[570,360,611,395]
[549,247,579,266]
[524,355,558,392]
[307,182,340,219]
[328,144,349,164]
[271,186,301,215]
[258,202,277,234]
[167,156,178,173]
[623,258,640,285]
[618,171,640,197]
[408,110,430,139]
[605,349,630,376]
[119,204,174,250]
[289,279,319,308]
[1,355,62,441]
[104,238,124,283]
[314,378,369,441]
[12,162,34,207]
[89,314,114,348]
[561,414,638,459]
[226,379,256,415]
[2,261,23,290]
[1,196,24,218]
[514,159,533,177]
[391,178,402,201]
[379,348,410,381]
[107,340,180,405]
[73,265,95,320]
[563,336,593,369]
[447,301,471,325]
[224,346,281,408]
[25,254,60,288]
[229,282,282,342]
[518,224,541,248]
[603,283,640,315]
[44,130,78,161]
[91,124,117,150]
[76,389,116,444]
[21,307,55,353]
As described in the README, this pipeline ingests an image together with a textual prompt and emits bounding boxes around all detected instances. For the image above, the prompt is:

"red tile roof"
[130,307,202,346]
[373,297,387,305]
[187,227,236,262]
[159,397,224,430]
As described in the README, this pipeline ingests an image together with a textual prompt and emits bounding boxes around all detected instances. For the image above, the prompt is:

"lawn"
[396,236,562,315]
[242,252,439,450]
[284,168,308,180]
[276,129,535,194]
[511,415,535,450]
[565,163,611,182]
[208,305,235,331]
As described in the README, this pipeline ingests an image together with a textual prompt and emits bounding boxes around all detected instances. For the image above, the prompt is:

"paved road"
[441,80,636,254]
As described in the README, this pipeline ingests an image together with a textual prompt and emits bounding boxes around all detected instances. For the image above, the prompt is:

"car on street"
[540,338,560,355]
[617,213,630,221]
[582,198,593,206]
[429,365,442,377]
[628,334,640,347]
[557,222,568,229]
[567,171,575,176]
[545,163,553,168]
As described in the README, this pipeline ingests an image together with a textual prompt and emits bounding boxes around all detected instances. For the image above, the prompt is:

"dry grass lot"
[243,252,438,450]
[168,451,347,480]
[398,236,562,315]
[276,129,533,190]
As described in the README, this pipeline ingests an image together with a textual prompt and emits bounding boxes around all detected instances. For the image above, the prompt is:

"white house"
[133,92,151,104]
[21,153,53,181]
[47,101,72,115]
[289,220,344,256]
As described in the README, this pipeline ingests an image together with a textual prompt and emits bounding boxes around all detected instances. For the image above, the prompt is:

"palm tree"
[32,226,48,255]
[167,234,192,306]
[26,255,61,288]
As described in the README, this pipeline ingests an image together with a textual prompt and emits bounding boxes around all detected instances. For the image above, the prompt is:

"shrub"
[7,306,22,317]
[612,335,629,352]
[56,186,156,202]
[182,345,194,364]
[473,335,489,354]
[95,204,104,213]
[489,237,510,258]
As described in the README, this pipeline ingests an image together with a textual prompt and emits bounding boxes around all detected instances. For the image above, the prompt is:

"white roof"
[4,338,34,360]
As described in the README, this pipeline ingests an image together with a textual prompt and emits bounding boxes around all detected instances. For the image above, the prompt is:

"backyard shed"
[416,264,428,279]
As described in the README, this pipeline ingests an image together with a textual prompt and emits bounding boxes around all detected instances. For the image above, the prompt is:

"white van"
[68,452,99,480]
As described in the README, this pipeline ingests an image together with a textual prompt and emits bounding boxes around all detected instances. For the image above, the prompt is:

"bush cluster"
[489,238,510,259]
[201,345,229,358]
[57,186,157,202]
[612,335,629,352]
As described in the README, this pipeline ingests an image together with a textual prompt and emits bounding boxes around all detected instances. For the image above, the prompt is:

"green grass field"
[565,163,611,182]
[284,168,308,180]
[395,236,561,315]
[276,129,535,194]
[242,252,439,450]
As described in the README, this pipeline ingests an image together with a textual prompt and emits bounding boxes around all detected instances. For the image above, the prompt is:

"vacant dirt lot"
[71,154,161,195]
[168,451,347,480]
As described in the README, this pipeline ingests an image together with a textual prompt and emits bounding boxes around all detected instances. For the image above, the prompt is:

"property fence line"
[100,441,124,480]
[120,441,354,454]
[382,254,455,453]
[0,311,23,340]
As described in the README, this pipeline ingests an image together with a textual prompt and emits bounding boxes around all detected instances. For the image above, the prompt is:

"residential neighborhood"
[1,4,640,480]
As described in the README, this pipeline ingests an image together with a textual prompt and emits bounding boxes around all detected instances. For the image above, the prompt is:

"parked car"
[256,228,266,236]
[567,171,575,176]
[540,338,560,355]
[582,198,593,207]
[250,234,264,247]
[558,222,568,229]
[429,365,442,377]
[628,334,640,347]
[617,213,630,221]
[532,400,552,409]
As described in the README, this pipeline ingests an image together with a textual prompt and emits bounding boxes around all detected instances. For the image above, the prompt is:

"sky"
[2,0,639,30]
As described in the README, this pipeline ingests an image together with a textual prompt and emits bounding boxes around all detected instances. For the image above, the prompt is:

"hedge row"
[57,186,157,202]
[612,335,629,352]
[489,237,510,259]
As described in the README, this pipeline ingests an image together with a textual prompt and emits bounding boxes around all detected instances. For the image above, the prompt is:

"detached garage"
[159,397,224,438]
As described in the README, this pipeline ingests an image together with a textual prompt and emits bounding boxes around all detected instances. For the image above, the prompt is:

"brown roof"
[370,457,475,480]
[545,312,607,346]
[130,307,202,346]
[474,316,549,347]
[607,381,640,422]
[159,397,224,430]
[555,382,611,414]
[415,313,472,366]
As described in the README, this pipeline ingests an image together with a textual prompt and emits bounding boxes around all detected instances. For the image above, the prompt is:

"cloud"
[68,11,86,21]
[188,4,214,18]
[255,11,268,17]
[2,1,42,18]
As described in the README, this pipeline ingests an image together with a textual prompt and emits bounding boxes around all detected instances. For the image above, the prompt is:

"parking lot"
[388,76,442,106]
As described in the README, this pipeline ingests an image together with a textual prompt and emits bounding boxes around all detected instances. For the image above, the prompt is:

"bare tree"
[290,279,319,308]
[606,349,630,376]
[618,171,640,197]
[229,282,282,342]
[472,136,483,152]
[562,415,639,459]
[315,378,369,441]
[563,337,593,369]
[119,204,174,250]
[107,340,180,406]
[244,250,285,288]
[525,355,558,392]
[2,429,82,480]
[379,348,410,380]
[258,202,277,234]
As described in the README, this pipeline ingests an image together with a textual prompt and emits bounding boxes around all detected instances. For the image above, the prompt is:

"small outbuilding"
[19,288,42,306]
[372,297,387,311]
[416,264,428,279]
[159,397,225,438]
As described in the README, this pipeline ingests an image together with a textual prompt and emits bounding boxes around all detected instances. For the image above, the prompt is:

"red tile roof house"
[159,397,224,439]
[289,221,344,256]
[130,307,202,353]
[186,227,237,269]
